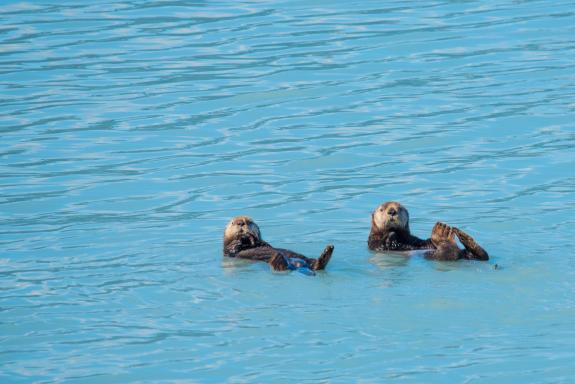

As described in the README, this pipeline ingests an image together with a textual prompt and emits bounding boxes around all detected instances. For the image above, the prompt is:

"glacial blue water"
[1,1,575,382]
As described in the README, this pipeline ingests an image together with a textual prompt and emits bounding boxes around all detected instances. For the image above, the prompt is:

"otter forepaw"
[269,252,289,271]
[312,245,334,271]
[384,231,399,249]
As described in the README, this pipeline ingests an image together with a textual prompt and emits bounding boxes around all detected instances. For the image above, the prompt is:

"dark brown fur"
[223,216,333,271]
[368,202,435,251]
[368,202,489,261]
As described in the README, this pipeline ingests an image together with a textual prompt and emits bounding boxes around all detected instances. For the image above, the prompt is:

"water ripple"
[1,0,575,382]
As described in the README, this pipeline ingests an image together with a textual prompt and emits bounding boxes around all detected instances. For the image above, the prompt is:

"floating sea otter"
[368,201,489,261]
[223,216,334,274]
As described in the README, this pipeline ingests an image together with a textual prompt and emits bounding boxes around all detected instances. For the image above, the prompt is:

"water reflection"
[368,250,413,269]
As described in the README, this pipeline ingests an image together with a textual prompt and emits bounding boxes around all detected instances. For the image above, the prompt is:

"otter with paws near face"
[223,216,334,272]
[368,201,488,261]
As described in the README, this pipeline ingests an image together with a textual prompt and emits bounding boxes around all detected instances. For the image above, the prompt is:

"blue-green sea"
[1,1,575,382]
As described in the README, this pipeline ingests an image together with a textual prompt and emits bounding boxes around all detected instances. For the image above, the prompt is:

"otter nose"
[388,208,397,216]
[239,222,246,227]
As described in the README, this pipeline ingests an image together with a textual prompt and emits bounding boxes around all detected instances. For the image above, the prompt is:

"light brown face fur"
[224,216,262,245]
[372,201,410,232]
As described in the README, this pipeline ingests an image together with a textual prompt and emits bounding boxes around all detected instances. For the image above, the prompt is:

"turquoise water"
[2,0,575,382]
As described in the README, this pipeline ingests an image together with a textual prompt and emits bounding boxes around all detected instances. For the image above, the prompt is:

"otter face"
[224,216,261,243]
[372,201,410,232]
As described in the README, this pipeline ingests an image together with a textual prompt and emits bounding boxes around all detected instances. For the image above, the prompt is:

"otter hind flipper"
[427,222,460,261]
[454,227,489,261]
[311,244,334,271]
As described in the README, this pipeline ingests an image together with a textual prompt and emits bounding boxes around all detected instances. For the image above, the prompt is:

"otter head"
[372,201,410,233]
[223,215,262,246]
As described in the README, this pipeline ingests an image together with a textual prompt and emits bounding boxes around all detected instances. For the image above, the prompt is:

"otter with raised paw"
[368,201,489,261]
[223,216,334,274]
[427,221,489,261]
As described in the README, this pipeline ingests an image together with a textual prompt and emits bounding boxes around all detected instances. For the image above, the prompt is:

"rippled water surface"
[2,0,575,382]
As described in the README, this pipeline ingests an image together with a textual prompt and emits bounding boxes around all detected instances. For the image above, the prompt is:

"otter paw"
[431,222,456,247]
[269,253,289,271]
[453,227,489,261]
[312,245,334,271]
[384,231,399,249]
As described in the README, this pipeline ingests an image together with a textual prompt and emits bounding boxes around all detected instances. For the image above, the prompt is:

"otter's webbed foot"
[311,245,334,271]
[453,227,489,261]
[428,222,460,261]
[431,222,456,248]
[269,252,289,271]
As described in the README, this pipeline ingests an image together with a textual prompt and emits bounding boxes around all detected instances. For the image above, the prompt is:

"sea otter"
[223,216,334,273]
[368,201,489,261]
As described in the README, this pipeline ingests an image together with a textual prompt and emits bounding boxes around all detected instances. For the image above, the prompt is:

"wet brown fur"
[368,202,489,261]
[368,202,434,251]
[223,216,333,271]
